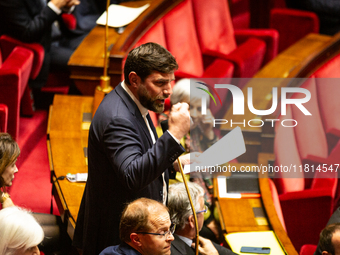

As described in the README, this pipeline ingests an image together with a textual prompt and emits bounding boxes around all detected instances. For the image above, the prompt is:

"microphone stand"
[177,157,199,255]
[92,0,113,118]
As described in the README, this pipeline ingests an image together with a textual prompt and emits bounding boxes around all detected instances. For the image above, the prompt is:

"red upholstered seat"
[0,45,34,140]
[134,19,167,48]
[313,54,340,150]
[273,80,338,251]
[0,35,70,106]
[299,244,317,255]
[229,0,250,29]
[162,0,234,80]
[0,35,44,80]
[191,0,278,79]
[291,78,328,165]
[268,178,286,231]
[270,8,319,52]
[274,105,305,194]
[0,103,8,132]
[0,35,45,116]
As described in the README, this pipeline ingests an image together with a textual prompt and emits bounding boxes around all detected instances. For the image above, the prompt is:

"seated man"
[100,197,174,255]
[168,182,237,255]
[318,223,340,255]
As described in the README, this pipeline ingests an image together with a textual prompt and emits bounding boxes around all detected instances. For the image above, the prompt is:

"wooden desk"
[47,95,93,239]
[68,0,182,95]
[214,173,298,255]
[221,32,340,162]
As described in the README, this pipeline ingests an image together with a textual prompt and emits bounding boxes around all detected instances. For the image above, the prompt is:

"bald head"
[119,198,169,242]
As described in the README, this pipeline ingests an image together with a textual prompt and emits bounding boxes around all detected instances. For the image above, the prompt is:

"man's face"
[137,71,175,113]
[138,210,174,255]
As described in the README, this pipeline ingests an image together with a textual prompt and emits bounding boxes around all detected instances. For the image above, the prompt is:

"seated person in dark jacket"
[168,182,238,255]
[0,0,84,89]
[100,197,174,255]
[317,222,340,255]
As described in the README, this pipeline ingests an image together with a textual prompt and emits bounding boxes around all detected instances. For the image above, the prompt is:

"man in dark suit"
[100,198,175,255]
[168,182,238,255]
[73,42,191,254]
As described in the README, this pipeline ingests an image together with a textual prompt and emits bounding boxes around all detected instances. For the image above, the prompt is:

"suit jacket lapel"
[115,83,154,147]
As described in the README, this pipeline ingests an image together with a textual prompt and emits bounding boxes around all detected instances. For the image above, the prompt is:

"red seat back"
[191,0,237,56]
[135,19,167,48]
[163,0,204,78]
[0,46,33,140]
[270,8,319,52]
[291,78,328,165]
[0,103,8,132]
[299,244,317,255]
[274,104,304,194]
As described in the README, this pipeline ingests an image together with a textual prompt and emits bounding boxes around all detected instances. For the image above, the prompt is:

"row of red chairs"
[133,0,279,126]
[273,52,340,252]
[229,0,319,52]
[0,35,43,140]
[0,11,78,141]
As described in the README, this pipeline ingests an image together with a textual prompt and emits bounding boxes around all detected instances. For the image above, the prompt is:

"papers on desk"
[225,231,286,255]
[96,4,150,28]
[183,126,246,174]
[217,175,261,199]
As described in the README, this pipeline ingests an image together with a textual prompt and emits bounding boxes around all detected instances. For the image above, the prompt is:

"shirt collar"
[177,235,193,247]
[121,80,149,118]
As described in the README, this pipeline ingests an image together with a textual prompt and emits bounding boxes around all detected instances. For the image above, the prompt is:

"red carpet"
[9,109,58,215]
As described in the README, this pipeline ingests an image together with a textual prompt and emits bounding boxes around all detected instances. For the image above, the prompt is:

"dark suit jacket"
[171,234,238,255]
[0,0,79,87]
[0,0,58,47]
[99,243,141,255]
[73,83,185,255]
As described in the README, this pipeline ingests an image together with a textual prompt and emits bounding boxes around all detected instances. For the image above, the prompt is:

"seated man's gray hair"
[168,182,204,230]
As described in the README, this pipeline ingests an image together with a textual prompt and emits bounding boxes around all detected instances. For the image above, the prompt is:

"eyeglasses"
[136,223,176,239]
[196,205,208,214]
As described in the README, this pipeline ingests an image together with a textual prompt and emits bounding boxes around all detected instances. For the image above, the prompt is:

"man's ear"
[322,251,331,255]
[188,215,195,229]
[130,233,143,247]
[129,72,140,89]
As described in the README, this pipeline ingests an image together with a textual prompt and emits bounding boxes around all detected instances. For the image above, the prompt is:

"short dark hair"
[119,197,169,242]
[319,223,340,254]
[124,42,178,85]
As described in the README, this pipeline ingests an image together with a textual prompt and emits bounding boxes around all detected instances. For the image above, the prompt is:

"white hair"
[0,206,44,255]
[170,78,210,106]
[168,182,204,230]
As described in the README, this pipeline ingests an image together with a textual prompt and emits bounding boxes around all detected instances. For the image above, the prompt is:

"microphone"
[160,119,169,133]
